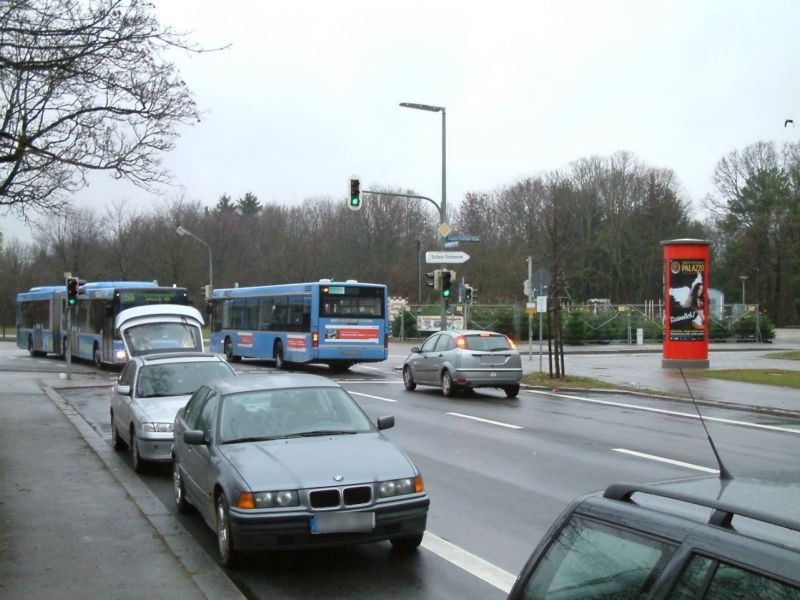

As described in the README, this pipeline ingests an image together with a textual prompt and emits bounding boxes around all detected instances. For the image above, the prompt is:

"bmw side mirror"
[183,429,206,445]
[114,383,131,396]
[377,415,395,430]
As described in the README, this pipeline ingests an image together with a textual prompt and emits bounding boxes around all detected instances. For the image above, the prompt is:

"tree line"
[2,142,799,328]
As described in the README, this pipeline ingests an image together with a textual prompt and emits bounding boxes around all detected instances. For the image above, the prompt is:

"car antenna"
[679,368,733,481]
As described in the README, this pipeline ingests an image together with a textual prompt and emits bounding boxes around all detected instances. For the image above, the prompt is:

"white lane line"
[527,389,800,434]
[613,448,719,474]
[447,412,523,430]
[422,531,517,594]
[349,391,397,403]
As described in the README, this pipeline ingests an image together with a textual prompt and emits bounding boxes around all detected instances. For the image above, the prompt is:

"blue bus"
[209,280,389,371]
[16,281,193,367]
[16,285,66,357]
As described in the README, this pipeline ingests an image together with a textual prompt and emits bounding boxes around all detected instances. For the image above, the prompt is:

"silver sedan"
[172,373,429,567]
[402,330,523,398]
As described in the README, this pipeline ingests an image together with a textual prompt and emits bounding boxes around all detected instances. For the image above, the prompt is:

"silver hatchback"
[402,330,523,398]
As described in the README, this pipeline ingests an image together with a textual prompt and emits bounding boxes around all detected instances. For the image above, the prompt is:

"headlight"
[237,490,299,509]
[378,476,424,498]
[115,349,128,361]
[140,422,173,433]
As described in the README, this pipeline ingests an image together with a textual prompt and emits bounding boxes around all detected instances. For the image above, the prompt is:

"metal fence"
[391,301,770,344]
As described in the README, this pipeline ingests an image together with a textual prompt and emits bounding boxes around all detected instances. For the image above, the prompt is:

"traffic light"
[66,277,79,307]
[426,271,436,288]
[465,285,473,303]
[348,176,361,211]
[471,287,478,303]
[523,279,531,297]
[441,270,453,302]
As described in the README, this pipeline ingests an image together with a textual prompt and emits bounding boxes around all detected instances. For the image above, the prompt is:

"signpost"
[425,251,470,264]
[445,233,481,243]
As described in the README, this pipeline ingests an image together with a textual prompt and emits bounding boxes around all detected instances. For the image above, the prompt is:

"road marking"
[349,391,397,403]
[527,390,800,434]
[613,448,719,474]
[447,412,523,430]
[422,531,516,594]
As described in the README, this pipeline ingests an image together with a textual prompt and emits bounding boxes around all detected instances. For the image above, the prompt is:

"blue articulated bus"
[16,281,192,367]
[16,286,66,357]
[209,280,389,371]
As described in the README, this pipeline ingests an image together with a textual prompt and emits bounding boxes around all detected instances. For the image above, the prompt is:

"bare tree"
[0,0,215,217]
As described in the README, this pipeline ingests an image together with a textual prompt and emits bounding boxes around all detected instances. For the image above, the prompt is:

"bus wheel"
[27,337,35,358]
[93,344,102,369]
[224,337,241,363]
[330,362,354,373]
[274,341,285,369]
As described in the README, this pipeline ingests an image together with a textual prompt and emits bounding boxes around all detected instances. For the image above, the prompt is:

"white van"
[115,304,205,359]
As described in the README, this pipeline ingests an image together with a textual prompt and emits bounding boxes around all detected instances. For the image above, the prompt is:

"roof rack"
[604,482,800,534]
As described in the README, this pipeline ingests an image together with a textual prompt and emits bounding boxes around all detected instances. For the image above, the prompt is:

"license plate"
[480,355,506,366]
[310,512,375,534]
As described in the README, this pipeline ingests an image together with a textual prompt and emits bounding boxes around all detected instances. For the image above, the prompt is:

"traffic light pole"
[362,189,449,330]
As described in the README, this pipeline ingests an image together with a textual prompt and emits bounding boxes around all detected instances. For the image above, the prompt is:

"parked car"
[507,473,800,599]
[172,373,429,567]
[402,330,523,398]
[110,351,236,472]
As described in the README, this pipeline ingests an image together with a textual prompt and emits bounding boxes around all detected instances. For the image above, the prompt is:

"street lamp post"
[400,101,447,330]
[739,275,748,305]
[176,226,213,299]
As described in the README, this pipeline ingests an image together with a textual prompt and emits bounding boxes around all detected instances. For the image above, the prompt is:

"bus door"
[50,295,63,354]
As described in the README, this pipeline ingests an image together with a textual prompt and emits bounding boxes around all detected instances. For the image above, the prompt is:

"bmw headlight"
[141,422,173,433]
[378,476,424,498]
[253,490,300,508]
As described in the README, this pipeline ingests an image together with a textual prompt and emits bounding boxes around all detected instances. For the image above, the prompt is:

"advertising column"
[661,239,710,369]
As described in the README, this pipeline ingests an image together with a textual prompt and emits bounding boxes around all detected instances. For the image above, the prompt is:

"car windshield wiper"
[221,435,282,444]
[284,430,358,438]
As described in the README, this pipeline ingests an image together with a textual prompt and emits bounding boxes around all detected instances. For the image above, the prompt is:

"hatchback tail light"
[312,332,319,348]
[455,336,466,349]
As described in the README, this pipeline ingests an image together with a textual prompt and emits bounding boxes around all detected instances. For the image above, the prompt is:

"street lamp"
[399,102,446,231]
[176,226,213,299]
[739,275,748,305]
[400,101,447,330]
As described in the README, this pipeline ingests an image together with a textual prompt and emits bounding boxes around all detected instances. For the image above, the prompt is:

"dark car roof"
[206,372,341,395]
[580,473,800,551]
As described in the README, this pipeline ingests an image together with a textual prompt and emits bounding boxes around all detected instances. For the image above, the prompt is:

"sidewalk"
[0,370,244,600]
[517,328,800,416]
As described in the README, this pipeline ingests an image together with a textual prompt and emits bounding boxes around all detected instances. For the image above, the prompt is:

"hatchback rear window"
[463,335,512,351]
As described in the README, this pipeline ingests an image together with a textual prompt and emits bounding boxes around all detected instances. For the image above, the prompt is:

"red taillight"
[312,332,319,348]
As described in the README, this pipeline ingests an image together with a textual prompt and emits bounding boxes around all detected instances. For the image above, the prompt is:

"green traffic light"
[350,197,360,207]
[68,298,77,307]
[442,289,451,297]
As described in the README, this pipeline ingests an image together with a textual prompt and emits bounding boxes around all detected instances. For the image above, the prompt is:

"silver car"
[110,351,236,472]
[172,373,429,567]
[402,330,523,398]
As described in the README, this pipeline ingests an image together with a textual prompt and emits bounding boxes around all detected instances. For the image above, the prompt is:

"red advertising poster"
[667,259,706,342]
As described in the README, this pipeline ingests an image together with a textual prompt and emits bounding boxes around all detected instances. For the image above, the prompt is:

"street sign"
[437,223,451,237]
[425,251,470,264]
[443,241,460,249]
[536,295,548,312]
[445,233,481,243]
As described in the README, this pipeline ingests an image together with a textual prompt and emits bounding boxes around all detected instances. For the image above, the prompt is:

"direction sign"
[445,233,481,243]
[425,251,470,264]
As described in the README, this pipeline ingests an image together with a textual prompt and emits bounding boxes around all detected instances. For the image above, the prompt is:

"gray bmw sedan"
[172,373,429,566]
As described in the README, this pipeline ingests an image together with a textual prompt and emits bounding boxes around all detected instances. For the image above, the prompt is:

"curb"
[38,380,246,600]
[520,384,800,419]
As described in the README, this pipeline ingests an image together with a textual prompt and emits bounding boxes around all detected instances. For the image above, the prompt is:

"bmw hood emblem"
[333,475,344,482]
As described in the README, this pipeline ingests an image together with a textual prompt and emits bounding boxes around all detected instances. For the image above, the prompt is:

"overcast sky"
[3,0,799,243]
